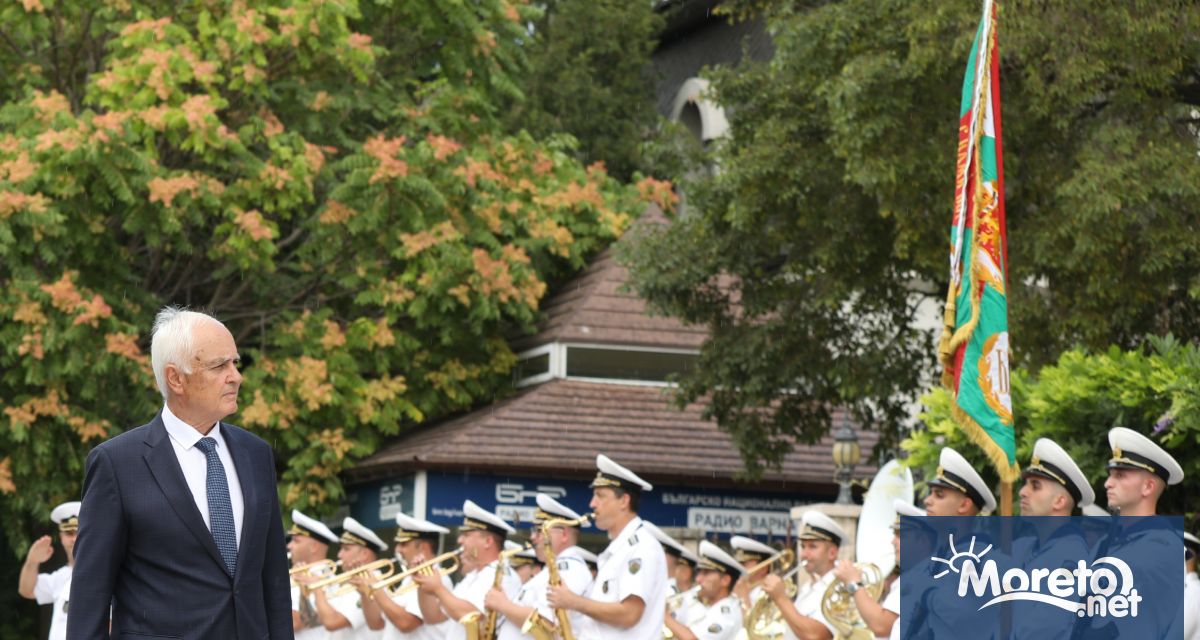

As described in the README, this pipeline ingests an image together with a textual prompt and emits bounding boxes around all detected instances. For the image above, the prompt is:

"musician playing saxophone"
[415,500,521,640]
[371,512,455,639]
[662,541,744,640]
[484,494,594,638]
[761,512,843,640]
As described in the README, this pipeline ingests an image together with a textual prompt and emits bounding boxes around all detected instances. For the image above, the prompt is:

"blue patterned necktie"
[196,436,238,576]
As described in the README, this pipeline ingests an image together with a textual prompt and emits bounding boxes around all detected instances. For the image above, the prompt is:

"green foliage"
[623,0,1200,476]
[0,0,653,581]
[502,0,664,181]
[904,337,1200,521]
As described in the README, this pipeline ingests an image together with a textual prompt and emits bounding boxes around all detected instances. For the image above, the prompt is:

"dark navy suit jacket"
[67,414,293,639]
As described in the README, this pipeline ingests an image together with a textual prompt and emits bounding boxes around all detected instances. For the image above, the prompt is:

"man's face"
[674,562,695,587]
[60,531,77,562]
[924,486,976,516]
[337,543,370,570]
[799,540,837,575]
[696,568,728,601]
[514,563,536,584]
[1104,468,1154,511]
[589,488,626,531]
[1019,476,1070,516]
[457,530,491,570]
[172,321,242,423]
[287,535,323,564]
[396,539,423,565]
[740,558,762,585]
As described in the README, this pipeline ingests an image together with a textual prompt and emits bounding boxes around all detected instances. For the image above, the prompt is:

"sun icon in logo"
[931,534,993,579]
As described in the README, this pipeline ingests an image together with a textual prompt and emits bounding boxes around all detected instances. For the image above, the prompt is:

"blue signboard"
[422,470,820,539]
[347,474,417,530]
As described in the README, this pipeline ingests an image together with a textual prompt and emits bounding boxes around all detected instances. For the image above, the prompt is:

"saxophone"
[522,514,593,640]
[461,542,531,640]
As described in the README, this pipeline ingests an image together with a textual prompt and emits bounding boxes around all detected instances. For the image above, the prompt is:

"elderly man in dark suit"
[68,307,292,639]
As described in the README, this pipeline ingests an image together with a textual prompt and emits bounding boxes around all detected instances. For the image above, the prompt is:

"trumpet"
[370,548,464,595]
[301,558,396,597]
[290,559,339,576]
[742,548,796,579]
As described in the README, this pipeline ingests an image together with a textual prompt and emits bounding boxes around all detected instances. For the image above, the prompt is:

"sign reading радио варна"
[899,516,1183,639]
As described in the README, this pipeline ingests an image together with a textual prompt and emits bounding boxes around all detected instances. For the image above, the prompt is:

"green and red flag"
[938,0,1019,484]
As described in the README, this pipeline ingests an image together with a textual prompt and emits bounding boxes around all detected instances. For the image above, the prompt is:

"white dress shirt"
[381,572,454,640]
[881,578,900,640]
[162,404,245,548]
[1184,570,1199,640]
[782,570,836,640]
[686,593,743,640]
[444,560,522,640]
[499,545,593,639]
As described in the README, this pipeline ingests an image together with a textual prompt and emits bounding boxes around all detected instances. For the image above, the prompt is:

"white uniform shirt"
[291,583,324,640]
[881,578,900,640]
[161,405,245,547]
[687,593,743,640]
[34,565,72,640]
[326,588,380,640]
[782,570,836,640]
[499,545,593,639]
[1184,570,1200,640]
[444,560,522,640]
[674,585,706,626]
[381,573,454,640]
[577,517,668,640]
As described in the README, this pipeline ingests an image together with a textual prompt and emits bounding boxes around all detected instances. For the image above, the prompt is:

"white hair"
[151,307,222,399]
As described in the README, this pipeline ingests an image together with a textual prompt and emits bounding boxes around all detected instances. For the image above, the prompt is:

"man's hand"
[412,569,444,595]
[483,586,510,612]
[833,559,862,585]
[762,574,788,600]
[351,572,375,597]
[547,584,583,611]
[25,536,53,566]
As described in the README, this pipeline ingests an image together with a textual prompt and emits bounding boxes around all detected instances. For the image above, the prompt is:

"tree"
[904,336,1200,522]
[622,0,1200,476]
[502,0,664,182]
[0,0,657,571]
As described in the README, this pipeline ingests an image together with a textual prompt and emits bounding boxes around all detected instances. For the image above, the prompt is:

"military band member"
[834,501,918,640]
[18,501,80,640]
[486,493,594,639]
[730,535,777,613]
[922,447,997,517]
[509,547,541,585]
[548,454,667,640]
[763,511,843,640]
[287,510,340,640]
[1104,426,1183,517]
[415,500,520,640]
[579,548,599,579]
[372,512,453,640]
[644,521,705,626]
[300,517,389,639]
[663,541,745,640]
[1184,531,1199,640]
[1019,437,1095,517]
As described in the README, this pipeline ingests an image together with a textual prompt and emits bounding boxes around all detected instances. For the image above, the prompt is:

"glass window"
[513,352,551,384]
[565,347,696,382]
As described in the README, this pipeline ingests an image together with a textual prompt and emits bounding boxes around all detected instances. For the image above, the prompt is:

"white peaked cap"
[462,499,516,535]
[341,517,388,553]
[799,511,847,546]
[592,454,653,492]
[730,535,777,561]
[578,547,599,566]
[1081,504,1111,518]
[290,509,339,545]
[929,447,998,514]
[504,540,523,553]
[698,540,745,576]
[535,493,588,525]
[51,501,81,525]
[1107,427,1184,485]
[643,521,687,557]
[1025,437,1095,508]
[395,512,450,541]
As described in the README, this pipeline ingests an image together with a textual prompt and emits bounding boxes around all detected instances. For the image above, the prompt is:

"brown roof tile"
[350,378,879,488]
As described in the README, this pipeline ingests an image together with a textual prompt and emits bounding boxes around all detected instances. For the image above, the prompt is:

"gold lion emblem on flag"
[976,331,1012,425]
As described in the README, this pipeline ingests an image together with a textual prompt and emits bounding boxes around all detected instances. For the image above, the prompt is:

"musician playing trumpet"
[292,517,390,639]
[415,500,521,640]
[286,510,341,640]
[370,512,454,639]
[484,494,594,638]
[762,512,842,640]
[644,521,705,627]
[662,541,745,640]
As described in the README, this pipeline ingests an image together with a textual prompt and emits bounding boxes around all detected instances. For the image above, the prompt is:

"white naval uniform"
[577,517,668,640]
[498,546,593,639]
[444,560,522,640]
[34,565,72,640]
[326,587,382,640]
[675,585,707,626]
[685,593,743,640]
[880,579,900,640]
[291,583,324,640]
[1184,570,1199,640]
[381,573,454,640]
[781,570,836,640]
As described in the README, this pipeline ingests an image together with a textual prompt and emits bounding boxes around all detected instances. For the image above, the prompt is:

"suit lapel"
[142,415,231,578]
[224,423,259,584]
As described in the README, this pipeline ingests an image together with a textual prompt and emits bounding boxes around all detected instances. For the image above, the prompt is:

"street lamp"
[832,419,861,505]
